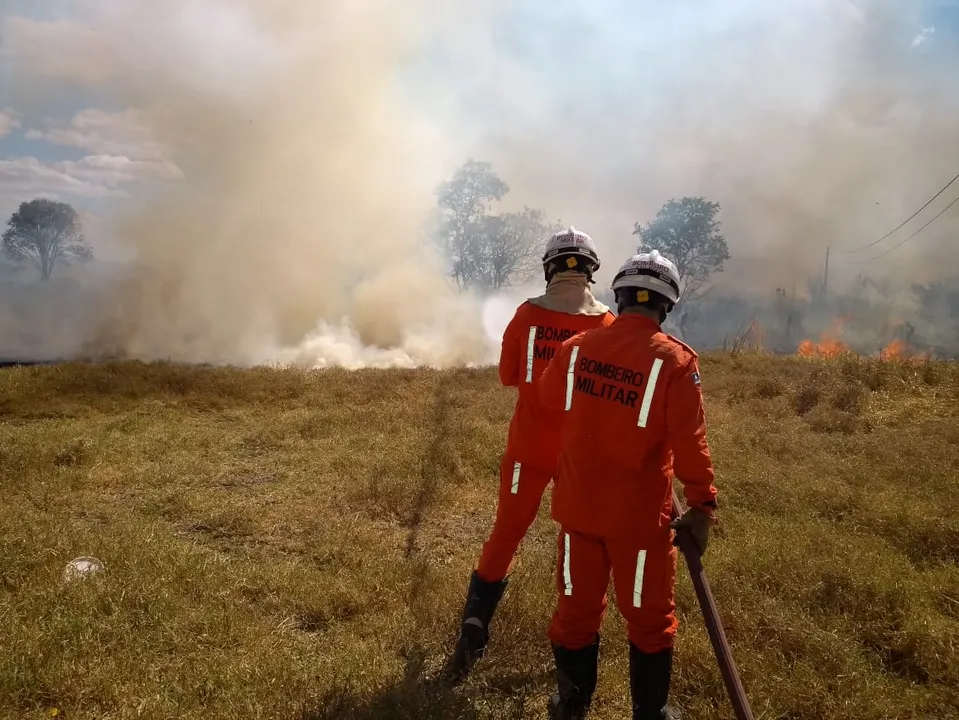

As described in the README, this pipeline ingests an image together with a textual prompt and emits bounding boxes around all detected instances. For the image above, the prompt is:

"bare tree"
[476,207,562,290]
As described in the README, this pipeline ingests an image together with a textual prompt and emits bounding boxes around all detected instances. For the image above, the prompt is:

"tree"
[476,207,563,291]
[432,160,557,292]
[632,196,730,311]
[434,159,509,290]
[2,199,93,280]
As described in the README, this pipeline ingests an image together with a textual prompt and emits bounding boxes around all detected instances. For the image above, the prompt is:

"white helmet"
[610,249,682,305]
[542,226,601,281]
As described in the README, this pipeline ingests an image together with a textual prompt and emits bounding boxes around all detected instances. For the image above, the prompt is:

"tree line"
[431,159,731,315]
[6,165,956,353]
[2,159,731,308]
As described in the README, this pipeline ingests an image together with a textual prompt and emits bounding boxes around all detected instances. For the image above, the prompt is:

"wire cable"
[839,169,959,254]
[853,192,959,263]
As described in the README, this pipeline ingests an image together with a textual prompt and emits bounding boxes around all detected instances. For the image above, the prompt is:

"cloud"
[0,152,183,220]
[0,155,127,209]
[25,108,166,161]
[0,110,22,138]
[912,26,935,47]
[51,154,183,189]
[0,108,184,217]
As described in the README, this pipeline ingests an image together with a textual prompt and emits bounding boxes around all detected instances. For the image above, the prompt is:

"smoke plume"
[3,0,501,366]
[2,0,958,364]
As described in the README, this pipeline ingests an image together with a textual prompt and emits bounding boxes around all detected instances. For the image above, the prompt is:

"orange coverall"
[475,301,615,583]
[536,313,718,653]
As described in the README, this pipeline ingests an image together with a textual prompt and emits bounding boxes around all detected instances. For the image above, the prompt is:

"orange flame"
[880,339,906,359]
[797,319,929,362]
[878,338,932,362]
[797,317,851,357]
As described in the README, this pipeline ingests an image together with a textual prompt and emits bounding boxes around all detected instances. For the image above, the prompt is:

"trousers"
[475,454,553,582]
[547,526,679,653]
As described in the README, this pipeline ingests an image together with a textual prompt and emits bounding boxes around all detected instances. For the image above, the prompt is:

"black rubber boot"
[629,642,680,720]
[441,570,508,685]
[547,636,600,720]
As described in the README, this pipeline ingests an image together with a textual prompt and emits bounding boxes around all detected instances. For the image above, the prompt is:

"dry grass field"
[1,354,957,720]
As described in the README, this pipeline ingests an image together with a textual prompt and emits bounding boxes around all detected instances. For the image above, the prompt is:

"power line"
[839,169,959,254]
[853,192,959,263]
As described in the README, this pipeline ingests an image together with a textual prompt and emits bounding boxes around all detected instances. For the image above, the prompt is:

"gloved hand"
[669,507,716,556]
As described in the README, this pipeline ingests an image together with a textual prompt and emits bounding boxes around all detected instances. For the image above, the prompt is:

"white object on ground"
[63,556,104,582]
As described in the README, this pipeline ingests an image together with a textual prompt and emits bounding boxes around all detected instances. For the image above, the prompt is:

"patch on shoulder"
[691,371,701,386]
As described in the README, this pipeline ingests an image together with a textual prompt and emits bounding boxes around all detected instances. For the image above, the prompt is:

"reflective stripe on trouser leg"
[548,531,610,650]
[510,461,521,495]
[632,549,647,608]
[525,326,538,382]
[476,461,554,581]
[637,358,664,427]
[607,537,679,653]
[564,346,580,411]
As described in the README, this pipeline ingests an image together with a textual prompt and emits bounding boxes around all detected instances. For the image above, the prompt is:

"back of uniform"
[533,249,722,720]
[476,299,614,582]
[541,313,717,542]
[443,226,615,687]
[499,300,616,474]
[536,312,718,663]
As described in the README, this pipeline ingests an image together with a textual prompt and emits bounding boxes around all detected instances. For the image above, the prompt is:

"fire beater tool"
[671,486,755,720]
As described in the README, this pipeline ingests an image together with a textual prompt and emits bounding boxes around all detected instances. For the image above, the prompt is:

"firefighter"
[536,249,719,719]
[442,227,617,685]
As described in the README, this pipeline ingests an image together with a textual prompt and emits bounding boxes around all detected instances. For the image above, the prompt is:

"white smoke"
[3,0,506,368]
[2,0,957,365]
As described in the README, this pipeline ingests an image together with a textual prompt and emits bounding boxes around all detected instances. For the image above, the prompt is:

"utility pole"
[788,277,796,344]
[819,246,830,305]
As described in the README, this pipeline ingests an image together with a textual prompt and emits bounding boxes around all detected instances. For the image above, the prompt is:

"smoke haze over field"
[1,0,958,365]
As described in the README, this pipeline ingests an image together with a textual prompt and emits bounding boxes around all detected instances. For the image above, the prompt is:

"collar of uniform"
[527,273,609,315]
[615,311,662,331]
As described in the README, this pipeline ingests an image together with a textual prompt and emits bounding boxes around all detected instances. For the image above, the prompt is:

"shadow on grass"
[403,374,454,560]
[302,644,549,720]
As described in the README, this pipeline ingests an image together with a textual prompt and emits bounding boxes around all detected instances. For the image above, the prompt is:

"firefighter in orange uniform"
[536,250,719,720]
[443,228,616,684]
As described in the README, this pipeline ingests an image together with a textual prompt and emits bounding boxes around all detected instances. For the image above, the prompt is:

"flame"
[878,338,932,362]
[797,317,851,357]
[880,338,906,359]
[797,319,930,361]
